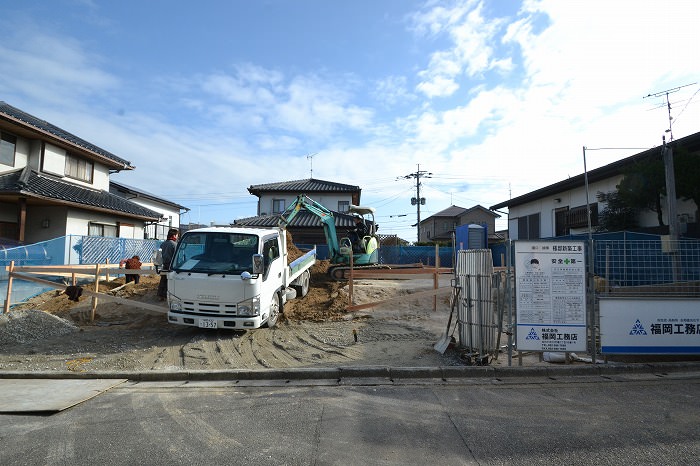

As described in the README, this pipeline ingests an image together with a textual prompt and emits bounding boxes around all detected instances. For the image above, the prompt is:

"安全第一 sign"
[515,241,587,352]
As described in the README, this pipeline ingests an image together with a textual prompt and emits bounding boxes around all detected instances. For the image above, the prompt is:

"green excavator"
[279,194,380,279]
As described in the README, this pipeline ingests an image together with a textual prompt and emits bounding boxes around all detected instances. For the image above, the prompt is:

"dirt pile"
[283,260,348,321]
[286,230,306,262]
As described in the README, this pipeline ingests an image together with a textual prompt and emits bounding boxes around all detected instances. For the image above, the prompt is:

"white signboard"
[600,297,700,354]
[515,241,587,352]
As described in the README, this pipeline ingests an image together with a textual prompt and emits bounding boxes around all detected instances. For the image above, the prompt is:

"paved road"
[1,372,699,465]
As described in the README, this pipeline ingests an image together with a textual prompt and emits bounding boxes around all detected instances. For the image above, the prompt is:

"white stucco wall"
[65,208,145,238]
[258,193,355,216]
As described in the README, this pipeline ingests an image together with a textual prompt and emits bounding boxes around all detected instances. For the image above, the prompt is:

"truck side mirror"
[252,254,264,274]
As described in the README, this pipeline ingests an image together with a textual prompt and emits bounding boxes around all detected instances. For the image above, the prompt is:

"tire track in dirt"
[234,328,301,368]
[274,322,362,365]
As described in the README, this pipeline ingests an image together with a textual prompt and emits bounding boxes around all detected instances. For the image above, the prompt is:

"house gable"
[419,204,500,242]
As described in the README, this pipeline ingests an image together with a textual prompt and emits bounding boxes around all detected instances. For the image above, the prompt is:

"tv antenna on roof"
[306,152,318,178]
[644,82,696,141]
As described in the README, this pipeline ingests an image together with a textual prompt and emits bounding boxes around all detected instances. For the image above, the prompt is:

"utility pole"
[399,164,432,243]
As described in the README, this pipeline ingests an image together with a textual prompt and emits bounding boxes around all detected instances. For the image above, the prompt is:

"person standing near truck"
[157,228,179,301]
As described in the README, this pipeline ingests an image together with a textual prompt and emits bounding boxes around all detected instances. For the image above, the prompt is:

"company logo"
[525,328,540,340]
[629,319,647,336]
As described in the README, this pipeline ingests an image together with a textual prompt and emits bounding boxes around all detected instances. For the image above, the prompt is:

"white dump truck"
[166,226,316,329]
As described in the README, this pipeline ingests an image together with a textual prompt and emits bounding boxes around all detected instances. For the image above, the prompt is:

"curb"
[1,362,700,381]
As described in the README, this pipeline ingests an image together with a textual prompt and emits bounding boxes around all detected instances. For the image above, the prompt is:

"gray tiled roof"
[110,180,188,211]
[248,178,360,196]
[0,167,163,221]
[431,205,468,217]
[234,209,359,228]
[0,101,133,169]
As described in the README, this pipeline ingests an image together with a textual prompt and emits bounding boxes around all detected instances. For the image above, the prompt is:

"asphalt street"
[1,370,698,465]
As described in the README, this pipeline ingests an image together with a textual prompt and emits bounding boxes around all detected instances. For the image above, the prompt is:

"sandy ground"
[0,264,481,373]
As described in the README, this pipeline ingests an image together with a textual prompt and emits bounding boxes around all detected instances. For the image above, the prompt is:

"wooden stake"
[91,263,100,322]
[433,244,440,312]
[3,260,14,314]
[348,253,354,307]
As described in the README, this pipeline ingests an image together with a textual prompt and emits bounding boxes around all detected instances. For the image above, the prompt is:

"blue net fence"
[1,235,162,304]
[554,232,700,288]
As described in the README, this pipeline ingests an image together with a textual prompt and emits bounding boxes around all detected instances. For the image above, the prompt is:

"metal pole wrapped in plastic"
[456,249,495,364]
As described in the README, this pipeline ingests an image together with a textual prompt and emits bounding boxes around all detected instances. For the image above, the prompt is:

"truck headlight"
[169,300,182,312]
[238,296,260,316]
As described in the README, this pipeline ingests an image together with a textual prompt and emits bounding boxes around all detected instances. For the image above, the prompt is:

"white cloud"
[373,75,415,107]
[0,28,119,106]
[413,0,509,98]
[272,75,374,138]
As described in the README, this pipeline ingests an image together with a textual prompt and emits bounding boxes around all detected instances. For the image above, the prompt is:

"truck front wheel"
[263,292,282,328]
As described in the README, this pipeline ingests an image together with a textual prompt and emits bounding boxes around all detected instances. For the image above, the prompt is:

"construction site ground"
[0,261,494,373]
[4,259,696,374]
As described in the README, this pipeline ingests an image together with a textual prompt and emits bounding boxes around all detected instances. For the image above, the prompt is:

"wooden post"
[104,259,110,282]
[90,263,100,322]
[3,260,14,314]
[348,253,354,307]
[433,244,440,312]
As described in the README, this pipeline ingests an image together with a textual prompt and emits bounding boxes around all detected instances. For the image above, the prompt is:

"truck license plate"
[198,318,217,329]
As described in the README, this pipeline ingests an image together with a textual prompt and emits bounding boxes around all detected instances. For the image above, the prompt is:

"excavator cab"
[342,204,379,266]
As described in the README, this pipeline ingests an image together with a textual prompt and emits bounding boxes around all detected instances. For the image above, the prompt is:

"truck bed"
[288,247,316,282]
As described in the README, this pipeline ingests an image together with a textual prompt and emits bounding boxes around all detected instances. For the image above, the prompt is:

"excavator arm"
[279,194,343,260]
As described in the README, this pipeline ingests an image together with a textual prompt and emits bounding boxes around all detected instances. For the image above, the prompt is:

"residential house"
[0,101,164,244]
[490,131,700,240]
[419,205,501,244]
[110,180,188,240]
[238,178,367,246]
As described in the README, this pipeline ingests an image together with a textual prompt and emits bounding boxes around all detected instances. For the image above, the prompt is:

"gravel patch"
[0,309,79,345]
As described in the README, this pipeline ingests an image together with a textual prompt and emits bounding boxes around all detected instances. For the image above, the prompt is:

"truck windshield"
[171,232,259,275]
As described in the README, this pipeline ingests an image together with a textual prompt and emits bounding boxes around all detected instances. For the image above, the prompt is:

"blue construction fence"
[490,231,700,288]
[1,235,162,304]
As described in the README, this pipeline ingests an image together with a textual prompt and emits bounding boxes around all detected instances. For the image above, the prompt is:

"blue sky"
[1,0,699,241]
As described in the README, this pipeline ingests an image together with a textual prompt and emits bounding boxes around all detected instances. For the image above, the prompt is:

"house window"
[338,201,349,212]
[272,199,285,214]
[567,204,598,229]
[65,153,93,183]
[517,213,540,239]
[0,132,16,166]
[555,207,569,236]
[88,222,117,237]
